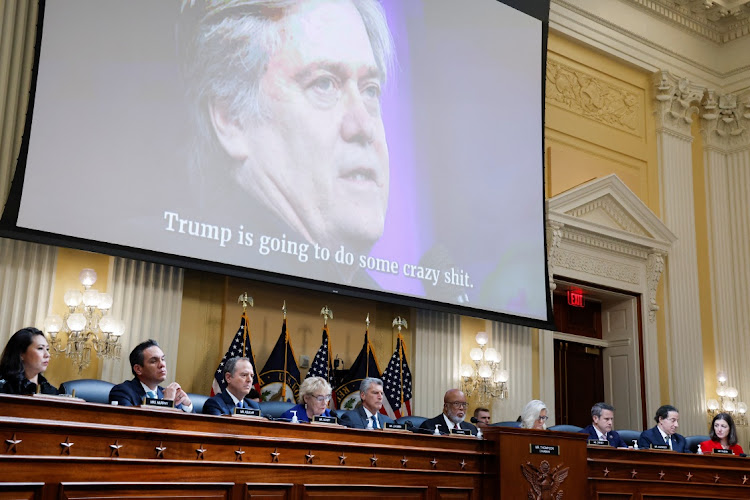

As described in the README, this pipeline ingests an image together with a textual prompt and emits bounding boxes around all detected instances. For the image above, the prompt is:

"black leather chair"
[616,429,641,447]
[685,435,709,454]
[548,424,584,433]
[395,415,427,429]
[259,401,296,418]
[490,421,522,428]
[187,393,209,414]
[59,379,115,404]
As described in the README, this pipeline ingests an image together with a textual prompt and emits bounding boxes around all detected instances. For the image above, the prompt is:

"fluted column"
[652,71,706,435]
[701,89,750,443]
[412,309,461,417]
[490,321,532,422]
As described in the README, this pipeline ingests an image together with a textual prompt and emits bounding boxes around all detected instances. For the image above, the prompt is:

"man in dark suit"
[580,402,628,448]
[203,356,260,415]
[637,404,687,452]
[338,377,394,429]
[109,339,193,412]
[420,389,477,435]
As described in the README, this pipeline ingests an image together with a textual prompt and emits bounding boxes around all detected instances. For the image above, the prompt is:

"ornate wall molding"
[555,248,641,284]
[561,226,651,259]
[646,250,666,322]
[546,58,641,134]
[566,196,650,237]
[700,89,750,150]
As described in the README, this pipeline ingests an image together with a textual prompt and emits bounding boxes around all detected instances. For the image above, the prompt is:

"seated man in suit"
[580,402,628,448]
[420,388,477,435]
[109,339,193,412]
[637,404,686,452]
[338,377,394,429]
[203,356,261,416]
[472,407,491,429]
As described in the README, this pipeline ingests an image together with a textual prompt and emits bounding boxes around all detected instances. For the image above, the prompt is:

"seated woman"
[0,327,58,395]
[700,412,744,455]
[280,376,332,423]
[521,399,548,430]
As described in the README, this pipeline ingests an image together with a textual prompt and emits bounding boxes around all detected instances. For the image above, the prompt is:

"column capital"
[700,89,750,151]
[653,70,705,139]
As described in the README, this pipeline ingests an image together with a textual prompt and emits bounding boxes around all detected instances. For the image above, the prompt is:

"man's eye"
[310,76,337,93]
[362,82,381,100]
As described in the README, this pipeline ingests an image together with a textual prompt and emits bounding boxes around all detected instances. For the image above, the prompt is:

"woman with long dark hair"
[0,327,58,395]
[700,412,743,455]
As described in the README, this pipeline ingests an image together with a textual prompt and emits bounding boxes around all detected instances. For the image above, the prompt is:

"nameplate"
[713,448,732,455]
[233,407,261,418]
[650,444,669,450]
[530,444,560,455]
[450,428,471,436]
[143,397,174,408]
[312,415,338,425]
[384,422,407,431]
[588,439,609,446]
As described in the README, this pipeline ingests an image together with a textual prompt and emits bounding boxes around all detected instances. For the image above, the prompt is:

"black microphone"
[470,416,479,424]
[403,419,414,430]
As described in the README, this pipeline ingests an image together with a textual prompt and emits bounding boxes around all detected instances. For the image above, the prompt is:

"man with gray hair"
[338,377,394,429]
[203,356,261,415]
[579,402,628,448]
[183,0,395,284]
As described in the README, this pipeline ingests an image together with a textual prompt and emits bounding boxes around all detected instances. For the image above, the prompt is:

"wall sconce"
[707,371,747,426]
[44,268,125,374]
[460,331,509,406]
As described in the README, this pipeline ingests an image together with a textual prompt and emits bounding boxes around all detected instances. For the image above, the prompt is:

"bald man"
[419,389,478,435]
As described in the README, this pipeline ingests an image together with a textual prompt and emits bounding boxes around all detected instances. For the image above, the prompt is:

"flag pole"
[282,301,287,401]
[237,292,253,356]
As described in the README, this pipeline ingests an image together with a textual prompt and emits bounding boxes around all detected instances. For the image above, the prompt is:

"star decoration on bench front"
[109,440,123,457]
[270,448,280,463]
[459,459,467,470]
[338,453,347,465]
[235,447,245,461]
[59,436,74,455]
[369,454,378,467]
[5,433,21,453]
[305,451,315,464]
[430,458,438,469]
[658,471,665,480]
[630,469,638,479]
[155,442,167,459]
[602,468,610,477]
[686,472,693,481]
[714,474,720,483]
[743,475,748,485]
[401,456,409,468]
[195,445,206,460]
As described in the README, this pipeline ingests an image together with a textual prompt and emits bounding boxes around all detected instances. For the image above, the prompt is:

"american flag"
[211,312,261,397]
[380,333,413,419]
[306,325,337,409]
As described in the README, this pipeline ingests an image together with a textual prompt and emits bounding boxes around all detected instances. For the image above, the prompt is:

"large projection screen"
[4,0,552,326]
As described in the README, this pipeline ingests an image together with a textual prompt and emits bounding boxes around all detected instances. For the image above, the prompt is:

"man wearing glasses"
[420,389,478,435]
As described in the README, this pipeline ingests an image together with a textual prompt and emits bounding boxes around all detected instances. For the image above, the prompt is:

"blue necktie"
[237,400,244,409]
[370,415,379,429]
[147,390,157,399]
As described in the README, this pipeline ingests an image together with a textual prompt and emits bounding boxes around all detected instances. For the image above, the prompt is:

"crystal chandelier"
[460,331,509,406]
[706,371,747,426]
[44,268,125,374]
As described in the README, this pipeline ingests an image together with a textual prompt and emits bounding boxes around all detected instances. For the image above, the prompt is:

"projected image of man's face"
[221,0,390,255]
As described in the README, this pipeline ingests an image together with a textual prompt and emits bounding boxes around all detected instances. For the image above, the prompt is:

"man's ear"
[225,372,232,384]
[134,364,143,377]
[209,100,250,160]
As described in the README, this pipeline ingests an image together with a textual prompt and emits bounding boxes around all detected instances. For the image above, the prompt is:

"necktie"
[455,423,461,430]
[147,390,157,399]
[370,415,378,429]
[237,400,244,409]
[667,437,672,450]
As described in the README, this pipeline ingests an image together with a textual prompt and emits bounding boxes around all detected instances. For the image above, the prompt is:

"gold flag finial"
[392,316,408,332]
[320,306,333,325]
[282,300,287,319]
[366,313,370,329]
[237,292,253,311]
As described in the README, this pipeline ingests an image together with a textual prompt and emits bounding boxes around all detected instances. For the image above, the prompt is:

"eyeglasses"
[446,401,469,409]
[310,394,331,402]
[537,415,549,421]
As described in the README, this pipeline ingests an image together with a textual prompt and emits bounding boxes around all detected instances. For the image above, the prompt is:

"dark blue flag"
[259,318,301,403]
[335,329,381,410]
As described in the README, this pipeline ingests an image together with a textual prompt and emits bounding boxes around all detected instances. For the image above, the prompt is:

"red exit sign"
[567,289,585,308]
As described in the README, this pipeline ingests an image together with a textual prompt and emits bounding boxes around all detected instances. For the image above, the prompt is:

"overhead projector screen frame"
[1,0,554,329]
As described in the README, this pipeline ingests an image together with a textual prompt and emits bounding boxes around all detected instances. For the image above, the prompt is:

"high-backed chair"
[187,393,210,414]
[395,415,427,429]
[616,429,641,447]
[59,379,115,404]
[685,435,710,454]
[258,401,296,418]
[490,421,522,428]
[548,424,584,433]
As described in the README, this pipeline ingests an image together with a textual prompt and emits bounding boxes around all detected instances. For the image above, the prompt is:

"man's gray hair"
[359,377,383,395]
[224,356,251,378]
[591,402,614,418]
[183,0,395,191]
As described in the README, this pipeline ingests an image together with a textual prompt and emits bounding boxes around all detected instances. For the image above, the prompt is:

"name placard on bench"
[233,407,261,418]
[143,397,174,408]
[530,444,560,455]
[312,415,338,425]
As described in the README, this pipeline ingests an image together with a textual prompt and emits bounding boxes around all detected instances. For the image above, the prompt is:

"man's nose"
[340,86,375,144]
